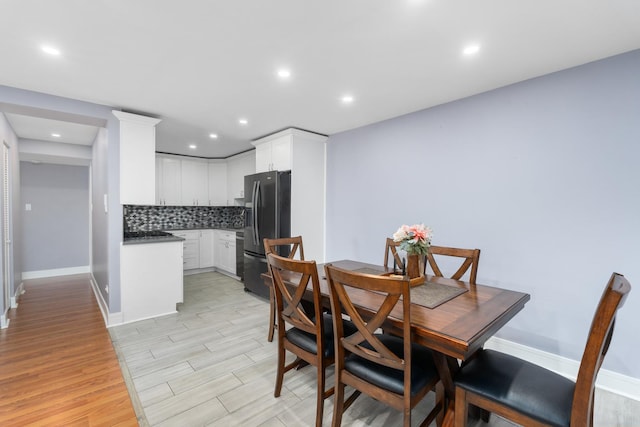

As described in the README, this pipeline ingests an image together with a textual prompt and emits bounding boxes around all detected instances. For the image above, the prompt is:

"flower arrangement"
[393,224,433,256]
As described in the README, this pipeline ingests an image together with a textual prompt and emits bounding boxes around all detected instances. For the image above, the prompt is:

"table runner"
[410,282,468,309]
[351,268,468,309]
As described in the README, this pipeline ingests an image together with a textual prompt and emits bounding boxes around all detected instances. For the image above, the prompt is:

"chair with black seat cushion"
[264,236,305,342]
[453,272,631,427]
[384,237,405,272]
[425,246,481,285]
[266,252,356,427]
[324,264,444,427]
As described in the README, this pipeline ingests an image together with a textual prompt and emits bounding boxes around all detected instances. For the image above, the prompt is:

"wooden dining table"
[263,259,531,425]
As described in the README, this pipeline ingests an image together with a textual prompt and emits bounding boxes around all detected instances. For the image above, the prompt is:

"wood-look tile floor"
[0,274,139,426]
[109,272,506,427]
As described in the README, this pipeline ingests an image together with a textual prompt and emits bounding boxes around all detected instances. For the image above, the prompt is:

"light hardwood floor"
[0,274,139,426]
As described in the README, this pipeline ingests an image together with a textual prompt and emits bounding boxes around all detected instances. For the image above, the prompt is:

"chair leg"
[332,378,345,427]
[454,387,469,427]
[316,364,325,427]
[274,341,285,397]
[267,287,276,342]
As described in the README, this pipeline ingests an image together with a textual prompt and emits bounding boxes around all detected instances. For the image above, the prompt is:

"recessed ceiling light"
[209,133,218,139]
[277,69,291,79]
[238,118,248,125]
[463,44,480,56]
[51,133,61,138]
[41,45,61,56]
[189,144,197,149]
[341,95,354,104]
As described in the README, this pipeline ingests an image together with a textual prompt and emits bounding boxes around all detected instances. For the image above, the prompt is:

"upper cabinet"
[208,161,228,206]
[226,151,255,204]
[155,155,237,206]
[114,111,161,204]
[156,156,181,205]
[181,159,209,205]
[252,128,328,261]
[254,133,292,172]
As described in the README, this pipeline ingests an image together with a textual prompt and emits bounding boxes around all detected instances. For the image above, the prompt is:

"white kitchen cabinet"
[181,159,209,205]
[226,151,255,205]
[114,111,161,205]
[171,230,200,270]
[208,161,228,206]
[254,133,292,172]
[120,240,183,323]
[199,230,215,268]
[252,128,327,262]
[156,155,182,205]
[214,230,236,275]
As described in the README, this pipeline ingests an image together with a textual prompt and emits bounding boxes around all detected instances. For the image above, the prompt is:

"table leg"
[432,352,460,425]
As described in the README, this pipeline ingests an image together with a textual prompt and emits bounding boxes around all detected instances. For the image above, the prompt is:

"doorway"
[2,141,12,328]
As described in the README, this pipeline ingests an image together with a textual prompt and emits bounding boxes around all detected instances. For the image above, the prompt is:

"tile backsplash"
[124,205,245,231]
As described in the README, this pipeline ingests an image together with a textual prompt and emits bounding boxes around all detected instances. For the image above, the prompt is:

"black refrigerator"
[243,170,291,298]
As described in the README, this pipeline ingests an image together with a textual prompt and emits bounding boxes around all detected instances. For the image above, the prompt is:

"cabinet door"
[115,111,161,205]
[158,156,182,205]
[181,160,209,205]
[255,143,272,173]
[208,162,228,206]
[270,136,292,171]
[199,230,214,268]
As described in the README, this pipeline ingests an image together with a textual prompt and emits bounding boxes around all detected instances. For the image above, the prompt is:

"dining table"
[262,258,531,425]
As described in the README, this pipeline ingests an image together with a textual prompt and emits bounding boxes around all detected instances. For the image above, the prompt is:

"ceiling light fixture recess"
[277,69,291,79]
[189,144,197,149]
[51,133,61,138]
[341,95,354,104]
[41,45,61,56]
[238,118,248,125]
[209,133,218,139]
[463,44,480,56]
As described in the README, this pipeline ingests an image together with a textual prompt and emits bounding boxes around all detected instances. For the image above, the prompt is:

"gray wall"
[20,162,89,272]
[326,49,640,379]
[0,85,120,314]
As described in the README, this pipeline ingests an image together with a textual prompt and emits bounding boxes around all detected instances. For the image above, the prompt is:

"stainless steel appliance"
[243,170,291,298]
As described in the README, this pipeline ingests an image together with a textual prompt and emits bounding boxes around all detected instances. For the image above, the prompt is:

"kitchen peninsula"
[120,205,245,323]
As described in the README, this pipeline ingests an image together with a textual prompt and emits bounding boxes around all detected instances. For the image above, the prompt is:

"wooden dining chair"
[324,264,444,427]
[266,253,355,427]
[384,237,405,271]
[264,236,305,342]
[425,246,481,285]
[453,272,631,427]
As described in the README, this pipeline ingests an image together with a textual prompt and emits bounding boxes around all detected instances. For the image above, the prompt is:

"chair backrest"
[425,246,480,285]
[264,236,305,260]
[571,272,631,426]
[266,252,324,339]
[324,264,412,376]
[384,238,404,271]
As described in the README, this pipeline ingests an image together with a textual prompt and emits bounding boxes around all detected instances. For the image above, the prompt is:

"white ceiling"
[1,0,639,159]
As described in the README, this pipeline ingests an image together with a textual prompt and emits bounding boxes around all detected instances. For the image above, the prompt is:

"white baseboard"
[89,274,123,327]
[485,337,640,402]
[11,282,24,308]
[0,311,9,328]
[22,266,90,280]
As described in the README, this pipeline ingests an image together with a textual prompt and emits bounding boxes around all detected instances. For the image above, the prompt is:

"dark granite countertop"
[123,227,243,245]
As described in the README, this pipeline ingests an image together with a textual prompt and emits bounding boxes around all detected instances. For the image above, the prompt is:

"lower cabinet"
[171,230,201,270]
[120,241,183,323]
[214,230,236,275]
[169,229,236,276]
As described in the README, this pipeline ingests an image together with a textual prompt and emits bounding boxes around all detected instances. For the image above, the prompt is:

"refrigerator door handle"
[244,252,268,263]
[251,180,258,246]
[253,179,261,246]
